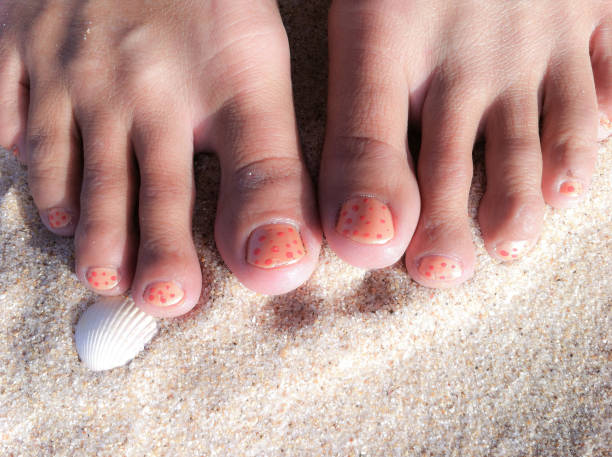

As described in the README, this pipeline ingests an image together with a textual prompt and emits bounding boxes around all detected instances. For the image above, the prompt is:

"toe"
[130,112,201,318]
[213,91,321,295]
[26,82,81,235]
[479,91,545,261]
[590,20,612,140]
[541,50,599,208]
[0,46,27,160]
[320,4,420,269]
[405,75,485,287]
[74,112,137,295]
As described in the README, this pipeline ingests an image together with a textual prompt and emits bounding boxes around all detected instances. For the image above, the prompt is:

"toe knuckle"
[231,156,303,193]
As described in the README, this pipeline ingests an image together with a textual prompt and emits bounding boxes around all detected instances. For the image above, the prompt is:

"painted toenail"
[46,208,72,229]
[86,267,120,291]
[247,223,305,269]
[559,180,583,197]
[143,281,184,307]
[493,240,530,261]
[598,112,611,141]
[417,255,462,281]
[336,196,394,245]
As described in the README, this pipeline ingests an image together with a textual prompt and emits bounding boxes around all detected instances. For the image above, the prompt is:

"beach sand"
[1,1,611,455]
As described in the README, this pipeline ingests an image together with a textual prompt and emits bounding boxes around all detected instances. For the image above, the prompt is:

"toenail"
[559,180,583,197]
[46,208,72,229]
[599,112,611,141]
[86,267,120,291]
[336,196,394,245]
[10,145,19,158]
[143,281,184,307]
[493,240,530,261]
[247,223,306,269]
[417,255,463,282]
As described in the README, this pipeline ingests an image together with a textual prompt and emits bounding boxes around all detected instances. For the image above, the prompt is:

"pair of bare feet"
[1,0,610,317]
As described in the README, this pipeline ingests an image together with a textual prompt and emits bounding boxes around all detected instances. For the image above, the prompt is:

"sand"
[1,1,611,455]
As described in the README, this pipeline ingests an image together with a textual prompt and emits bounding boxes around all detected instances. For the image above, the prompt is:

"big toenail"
[46,208,72,229]
[559,180,583,197]
[417,255,462,281]
[247,223,305,269]
[86,267,120,291]
[493,240,530,261]
[336,196,394,245]
[144,281,184,307]
[599,112,611,141]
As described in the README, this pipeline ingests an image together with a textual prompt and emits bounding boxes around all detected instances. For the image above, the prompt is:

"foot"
[321,0,611,287]
[0,0,321,316]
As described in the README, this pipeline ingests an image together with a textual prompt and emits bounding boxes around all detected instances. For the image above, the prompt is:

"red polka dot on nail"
[105,281,109,285]
[369,207,373,211]
[170,294,175,298]
[343,229,349,235]
[94,282,99,287]
[288,228,293,232]
[254,248,261,255]
[364,233,370,237]
[429,265,434,270]
[92,271,97,277]
[342,211,348,216]
[62,215,67,220]
[111,276,117,281]
[440,276,445,279]
[286,252,294,258]
[363,198,368,203]
[377,234,382,239]
[158,290,163,295]
[380,219,385,223]
[277,232,284,236]
[161,298,166,303]
[293,240,297,244]
[567,186,575,192]
[166,285,170,290]
[451,265,456,268]
[102,272,106,276]
[512,248,518,252]
[265,259,272,265]
[55,212,60,216]
[346,218,353,224]
[426,272,431,277]
[441,262,447,267]
[286,243,291,248]
[500,250,509,257]
[259,236,266,241]
[49,215,54,220]
[352,205,359,211]
[353,230,358,235]
[255,260,260,264]
[360,215,365,220]
[272,246,280,253]
[297,250,303,255]
[381,206,387,210]
[366,221,371,225]
[149,295,154,301]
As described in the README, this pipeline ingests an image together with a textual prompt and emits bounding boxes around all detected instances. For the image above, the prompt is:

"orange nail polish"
[86,267,120,291]
[599,112,611,141]
[47,208,71,229]
[247,223,306,269]
[494,240,529,261]
[336,196,394,245]
[144,281,184,307]
[418,255,462,281]
[559,180,583,197]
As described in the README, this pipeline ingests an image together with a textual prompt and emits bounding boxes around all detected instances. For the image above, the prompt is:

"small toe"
[541,50,599,208]
[26,82,81,235]
[405,75,485,287]
[590,20,612,140]
[0,47,27,160]
[130,113,202,318]
[74,112,137,295]
[479,91,545,261]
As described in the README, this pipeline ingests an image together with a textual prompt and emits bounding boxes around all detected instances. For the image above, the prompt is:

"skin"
[0,0,610,315]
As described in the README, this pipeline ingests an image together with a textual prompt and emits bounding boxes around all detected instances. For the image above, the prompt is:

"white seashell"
[75,296,158,371]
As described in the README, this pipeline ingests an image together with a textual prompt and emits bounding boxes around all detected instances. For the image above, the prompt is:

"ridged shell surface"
[75,296,158,371]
